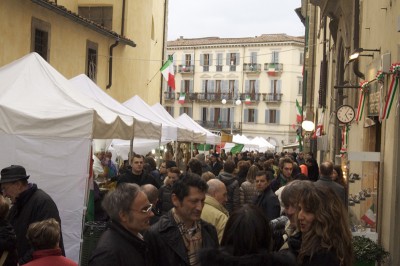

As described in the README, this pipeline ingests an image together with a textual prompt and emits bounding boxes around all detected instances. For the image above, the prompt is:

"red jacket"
[24,249,77,266]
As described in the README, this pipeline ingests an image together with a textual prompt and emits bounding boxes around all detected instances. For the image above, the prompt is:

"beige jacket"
[201,195,229,243]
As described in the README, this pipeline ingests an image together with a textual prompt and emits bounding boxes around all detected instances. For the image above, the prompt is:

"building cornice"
[31,0,136,47]
[167,41,304,51]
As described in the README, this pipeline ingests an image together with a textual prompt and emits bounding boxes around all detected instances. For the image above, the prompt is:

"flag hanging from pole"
[178,92,186,104]
[296,99,302,123]
[161,57,176,90]
[313,109,324,138]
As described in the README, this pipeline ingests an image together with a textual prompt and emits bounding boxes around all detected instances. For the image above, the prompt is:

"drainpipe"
[352,0,365,79]
[160,0,168,104]
[107,0,126,89]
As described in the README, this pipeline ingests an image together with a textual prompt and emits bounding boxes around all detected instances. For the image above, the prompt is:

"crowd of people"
[0,148,353,265]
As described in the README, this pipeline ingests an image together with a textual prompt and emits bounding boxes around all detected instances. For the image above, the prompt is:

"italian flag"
[313,109,324,138]
[245,95,251,104]
[296,99,302,123]
[361,203,376,227]
[381,75,398,120]
[161,58,175,90]
[355,89,366,121]
[178,93,186,104]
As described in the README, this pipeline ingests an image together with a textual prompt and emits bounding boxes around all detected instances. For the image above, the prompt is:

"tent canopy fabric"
[176,113,221,145]
[0,53,94,138]
[70,74,162,140]
[124,96,185,141]
[151,103,206,143]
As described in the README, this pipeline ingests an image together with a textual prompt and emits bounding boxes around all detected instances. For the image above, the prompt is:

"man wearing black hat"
[0,165,64,264]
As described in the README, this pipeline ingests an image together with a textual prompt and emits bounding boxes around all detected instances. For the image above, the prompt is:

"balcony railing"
[164,91,175,101]
[196,120,242,133]
[264,63,283,75]
[216,65,223,72]
[240,93,262,102]
[229,65,236,72]
[243,63,261,73]
[197,92,239,102]
[203,66,209,72]
[177,65,195,73]
[263,93,283,102]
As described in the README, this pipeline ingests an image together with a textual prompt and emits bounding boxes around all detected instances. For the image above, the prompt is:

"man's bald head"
[141,184,158,205]
[207,179,227,206]
[320,161,334,177]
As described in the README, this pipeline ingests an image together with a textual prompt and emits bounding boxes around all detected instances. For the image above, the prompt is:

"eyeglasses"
[130,204,153,214]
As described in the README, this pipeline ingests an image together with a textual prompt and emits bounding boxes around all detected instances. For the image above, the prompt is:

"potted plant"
[353,236,390,266]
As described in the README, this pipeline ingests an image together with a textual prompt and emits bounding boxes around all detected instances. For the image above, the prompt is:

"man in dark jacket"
[210,153,223,177]
[217,159,239,214]
[254,170,280,221]
[89,183,154,266]
[118,154,160,188]
[315,161,346,205]
[145,174,219,266]
[0,165,64,265]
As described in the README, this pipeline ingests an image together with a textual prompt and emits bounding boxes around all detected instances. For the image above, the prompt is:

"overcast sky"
[167,0,304,41]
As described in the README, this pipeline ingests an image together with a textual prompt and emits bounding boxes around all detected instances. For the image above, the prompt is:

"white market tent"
[249,136,275,152]
[176,113,221,145]
[69,74,162,140]
[0,53,138,262]
[124,95,187,142]
[151,103,206,143]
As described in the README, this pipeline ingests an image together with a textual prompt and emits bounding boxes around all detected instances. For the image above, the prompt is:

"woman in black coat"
[199,204,296,266]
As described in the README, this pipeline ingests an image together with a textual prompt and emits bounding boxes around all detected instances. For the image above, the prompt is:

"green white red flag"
[178,93,186,104]
[361,203,376,226]
[296,99,302,123]
[245,95,251,104]
[381,73,399,120]
[355,82,367,122]
[161,58,175,90]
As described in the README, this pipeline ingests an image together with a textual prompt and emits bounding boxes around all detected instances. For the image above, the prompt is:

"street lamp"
[222,98,242,134]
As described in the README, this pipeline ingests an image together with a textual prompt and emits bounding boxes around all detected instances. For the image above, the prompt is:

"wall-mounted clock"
[336,105,355,124]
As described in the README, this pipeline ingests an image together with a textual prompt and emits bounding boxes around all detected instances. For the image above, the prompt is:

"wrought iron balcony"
[263,93,283,102]
[240,93,262,103]
[196,120,242,133]
[177,65,195,73]
[164,91,175,101]
[176,92,198,101]
[264,63,283,76]
[243,63,261,73]
[216,65,223,72]
[197,92,236,102]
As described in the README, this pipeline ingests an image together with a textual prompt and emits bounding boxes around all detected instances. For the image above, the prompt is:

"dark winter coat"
[158,185,174,215]
[254,186,280,221]
[89,221,151,266]
[301,249,340,266]
[199,247,297,266]
[217,172,240,213]
[8,184,64,265]
[144,210,219,266]
[0,219,18,266]
[118,170,160,188]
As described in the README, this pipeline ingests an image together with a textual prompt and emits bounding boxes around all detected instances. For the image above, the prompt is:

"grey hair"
[102,183,141,222]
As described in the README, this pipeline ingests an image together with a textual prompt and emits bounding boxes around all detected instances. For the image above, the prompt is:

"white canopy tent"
[151,103,206,143]
[0,53,139,262]
[124,95,187,142]
[176,113,221,145]
[69,74,162,140]
[249,136,275,152]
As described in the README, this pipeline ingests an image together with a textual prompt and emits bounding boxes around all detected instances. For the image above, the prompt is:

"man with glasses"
[145,174,218,266]
[0,165,64,265]
[89,183,154,266]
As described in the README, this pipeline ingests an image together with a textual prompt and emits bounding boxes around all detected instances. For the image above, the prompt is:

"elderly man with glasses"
[89,183,154,266]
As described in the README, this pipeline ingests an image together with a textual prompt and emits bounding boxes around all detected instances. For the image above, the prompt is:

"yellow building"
[165,35,304,149]
[0,0,167,104]
[301,0,400,263]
